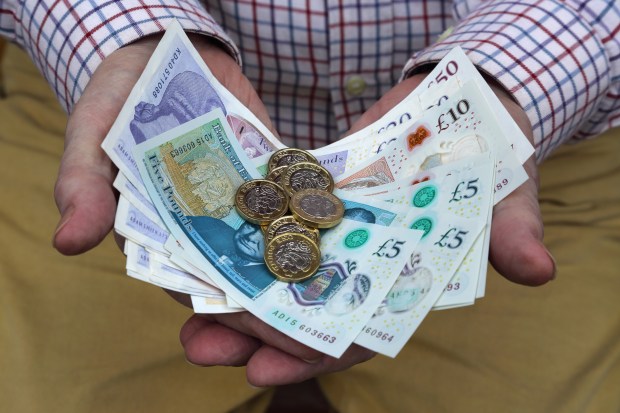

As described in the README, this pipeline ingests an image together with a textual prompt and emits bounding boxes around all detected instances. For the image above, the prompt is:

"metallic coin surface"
[266,165,289,186]
[281,162,334,197]
[265,215,320,244]
[289,188,344,229]
[235,179,289,225]
[265,233,321,282]
[268,148,318,172]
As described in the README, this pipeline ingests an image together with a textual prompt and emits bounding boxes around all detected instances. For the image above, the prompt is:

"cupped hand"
[179,310,375,386]
[52,34,274,255]
[52,31,372,386]
[348,74,556,286]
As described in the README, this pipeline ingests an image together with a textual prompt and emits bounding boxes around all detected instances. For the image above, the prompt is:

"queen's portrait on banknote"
[130,71,225,144]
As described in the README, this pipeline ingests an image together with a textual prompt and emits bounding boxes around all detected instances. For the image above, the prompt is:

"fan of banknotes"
[102,20,533,358]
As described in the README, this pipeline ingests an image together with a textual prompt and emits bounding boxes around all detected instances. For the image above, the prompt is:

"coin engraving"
[265,233,320,282]
[266,216,320,244]
[235,180,288,224]
[245,185,282,213]
[268,148,318,172]
[290,189,344,228]
[266,165,288,186]
[282,162,334,196]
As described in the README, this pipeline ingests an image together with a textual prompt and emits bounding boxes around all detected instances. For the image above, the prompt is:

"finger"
[181,314,262,366]
[245,344,375,387]
[164,289,193,308]
[489,164,556,285]
[212,312,324,363]
[346,75,425,136]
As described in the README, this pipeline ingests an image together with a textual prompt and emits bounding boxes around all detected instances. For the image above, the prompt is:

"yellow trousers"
[1,42,618,413]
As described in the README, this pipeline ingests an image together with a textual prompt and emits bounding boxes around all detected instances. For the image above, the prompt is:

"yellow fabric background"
[0,42,272,413]
[1,40,619,412]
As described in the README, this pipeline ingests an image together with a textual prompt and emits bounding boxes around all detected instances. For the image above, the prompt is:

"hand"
[348,74,556,286]
[52,34,275,254]
[52,32,372,386]
[178,308,375,386]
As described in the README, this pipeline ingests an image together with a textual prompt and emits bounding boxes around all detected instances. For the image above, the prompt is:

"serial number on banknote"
[298,324,337,344]
[362,327,394,343]
[169,134,216,158]
[270,310,338,343]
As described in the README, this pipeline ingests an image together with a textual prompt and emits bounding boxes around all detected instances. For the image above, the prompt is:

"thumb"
[488,89,556,285]
[52,98,119,255]
[52,39,158,255]
[489,169,556,286]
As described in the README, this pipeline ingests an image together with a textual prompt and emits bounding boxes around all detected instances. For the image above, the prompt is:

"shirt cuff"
[7,0,240,113]
[402,0,613,161]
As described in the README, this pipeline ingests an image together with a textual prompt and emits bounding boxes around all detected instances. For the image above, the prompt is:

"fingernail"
[185,357,206,367]
[302,356,323,364]
[544,246,557,280]
[53,206,74,243]
[247,382,265,390]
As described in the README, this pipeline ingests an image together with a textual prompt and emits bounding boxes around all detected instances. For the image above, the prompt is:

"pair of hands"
[53,35,555,387]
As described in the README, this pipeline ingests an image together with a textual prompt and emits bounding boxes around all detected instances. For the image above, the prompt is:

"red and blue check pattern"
[1,0,618,160]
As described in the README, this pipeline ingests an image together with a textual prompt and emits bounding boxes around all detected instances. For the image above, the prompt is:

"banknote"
[318,47,533,165]
[101,19,283,196]
[347,154,496,309]
[338,154,497,306]
[125,239,228,299]
[191,295,244,314]
[339,193,410,227]
[135,110,424,356]
[354,210,484,357]
[149,249,228,297]
[114,196,169,255]
[416,47,534,164]
[253,149,351,179]
[163,236,218,287]
[354,159,494,356]
[348,152,493,309]
[333,80,527,204]
[104,21,524,356]
[431,157,495,308]
[113,172,162,225]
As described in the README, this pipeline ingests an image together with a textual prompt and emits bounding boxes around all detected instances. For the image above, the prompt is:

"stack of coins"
[235,148,344,282]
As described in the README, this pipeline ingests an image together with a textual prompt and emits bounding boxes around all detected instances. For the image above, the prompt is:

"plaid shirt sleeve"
[404,0,620,160]
[0,0,240,113]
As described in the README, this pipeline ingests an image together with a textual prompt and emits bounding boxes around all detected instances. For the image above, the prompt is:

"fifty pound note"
[135,110,423,357]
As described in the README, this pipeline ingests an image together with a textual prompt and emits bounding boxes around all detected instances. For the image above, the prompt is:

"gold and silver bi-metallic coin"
[267,148,318,172]
[265,165,288,186]
[235,179,289,225]
[289,188,344,229]
[265,215,320,244]
[281,162,334,197]
[265,233,321,282]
